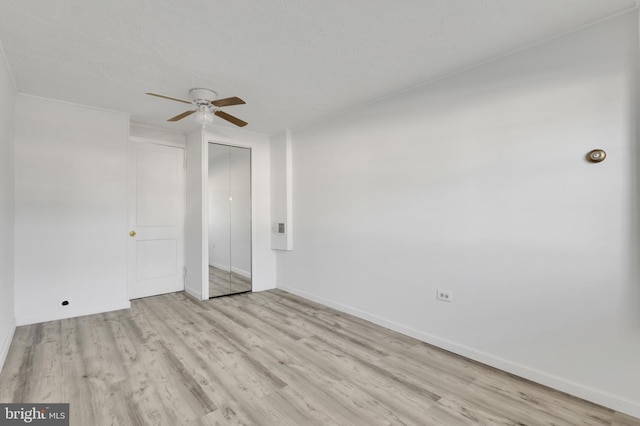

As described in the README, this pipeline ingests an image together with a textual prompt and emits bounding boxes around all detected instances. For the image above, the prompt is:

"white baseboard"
[253,278,276,292]
[0,317,16,372]
[185,286,202,301]
[277,284,640,419]
[16,301,131,326]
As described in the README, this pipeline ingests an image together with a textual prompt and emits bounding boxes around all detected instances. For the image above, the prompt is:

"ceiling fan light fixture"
[195,107,215,127]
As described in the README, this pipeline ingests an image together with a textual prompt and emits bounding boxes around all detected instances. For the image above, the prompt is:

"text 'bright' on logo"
[0,404,69,425]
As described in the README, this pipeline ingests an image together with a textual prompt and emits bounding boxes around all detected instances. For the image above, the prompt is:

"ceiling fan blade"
[215,110,248,127]
[146,92,192,104]
[211,96,246,107]
[168,110,197,121]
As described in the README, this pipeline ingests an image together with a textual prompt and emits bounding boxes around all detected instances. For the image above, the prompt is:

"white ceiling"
[0,0,637,135]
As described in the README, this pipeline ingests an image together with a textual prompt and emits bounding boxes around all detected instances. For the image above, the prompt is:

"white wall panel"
[204,126,276,292]
[130,124,186,146]
[278,12,640,417]
[185,128,206,299]
[270,130,293,250]
[0,42,16,370]
[14,95,130,324]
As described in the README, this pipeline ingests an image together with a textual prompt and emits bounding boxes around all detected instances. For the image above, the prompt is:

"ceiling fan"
[146,88,248,127]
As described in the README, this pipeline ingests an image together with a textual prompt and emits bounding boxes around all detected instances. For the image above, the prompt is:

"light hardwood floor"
[0,290,638,425]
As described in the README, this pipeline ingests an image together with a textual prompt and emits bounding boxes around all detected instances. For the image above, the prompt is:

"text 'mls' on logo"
[0,404,69,425]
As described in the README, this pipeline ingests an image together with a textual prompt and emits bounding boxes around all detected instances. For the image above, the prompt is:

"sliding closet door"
[229,146,252,294]
[208,143,251,297]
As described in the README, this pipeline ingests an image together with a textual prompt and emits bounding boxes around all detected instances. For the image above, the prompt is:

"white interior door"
[128,140,185,299]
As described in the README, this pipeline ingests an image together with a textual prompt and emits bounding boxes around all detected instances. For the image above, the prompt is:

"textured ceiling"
[0,0,637,135]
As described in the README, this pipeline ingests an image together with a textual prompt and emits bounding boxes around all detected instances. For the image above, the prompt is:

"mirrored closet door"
[208,143,252,297]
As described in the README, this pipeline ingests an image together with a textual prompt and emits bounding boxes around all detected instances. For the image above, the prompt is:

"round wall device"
[586,149,606,163]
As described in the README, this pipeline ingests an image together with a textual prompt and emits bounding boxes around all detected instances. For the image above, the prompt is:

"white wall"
[205,126,276,292]
[14,95,130,325]
[278,12,640,417]
[130,123,186,146]
[185,128,207,299]
[270,130,293,250]
[0,42,16,370]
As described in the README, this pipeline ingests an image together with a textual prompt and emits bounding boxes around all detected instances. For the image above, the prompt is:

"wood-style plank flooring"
[209,265,251,298]
[0,290,638,425]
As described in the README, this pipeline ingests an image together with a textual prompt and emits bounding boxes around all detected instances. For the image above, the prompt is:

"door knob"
[129,231,136,237]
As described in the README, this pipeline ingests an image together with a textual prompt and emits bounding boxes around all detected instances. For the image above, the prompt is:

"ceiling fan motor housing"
[190,88,218,107]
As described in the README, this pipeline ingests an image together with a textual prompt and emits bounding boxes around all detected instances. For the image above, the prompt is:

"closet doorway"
[208,143,252,297]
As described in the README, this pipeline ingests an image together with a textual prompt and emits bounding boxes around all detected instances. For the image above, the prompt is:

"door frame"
[203,139,253,299]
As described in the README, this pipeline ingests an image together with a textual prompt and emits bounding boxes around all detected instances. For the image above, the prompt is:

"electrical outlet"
[436,289,453,302]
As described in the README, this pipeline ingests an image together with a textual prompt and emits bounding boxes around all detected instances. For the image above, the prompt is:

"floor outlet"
[436,289,453,302]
